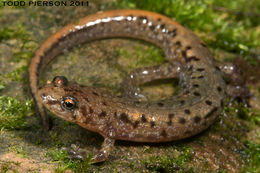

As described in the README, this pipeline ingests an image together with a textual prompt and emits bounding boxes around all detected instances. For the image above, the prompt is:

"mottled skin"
[29,10,240,163]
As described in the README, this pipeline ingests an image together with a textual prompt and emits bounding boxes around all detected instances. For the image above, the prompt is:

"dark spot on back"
[137,16,146,25]
[221,99,224,107]
[160,23,165,29]
[92,91,99,96]
[120,113,131,124]
[133,121,139,129]
[99,111,107,117]
[149,25,155,31]
[157,102,164,107]
[193,92,201,96]
[184,90,190,94]
[134,101,141,105]
[138,16,147,21]
[186,46,192,50]
[193,116,201,123]
[193,84,199,88]
[180,100,185,105]
[197,75,204,79]
[179,117,186,124]
[217,86,222,92]
[72,91,78,96]
[181,50,187,58]
[184,109,191,114]
[205,107,218,119]
[141,114,147,122]
[205,100,212,105]
[150,121,155,128]
[197,68,205,72]
[89,107,94,114]
[167,113,174,126]
[168,29,177,37]
[168,113,174,119]
[175,41,181,46]
[102,102,107,106]
[160,130,167,137]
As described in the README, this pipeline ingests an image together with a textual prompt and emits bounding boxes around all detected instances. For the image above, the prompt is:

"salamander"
[29,10,230,163]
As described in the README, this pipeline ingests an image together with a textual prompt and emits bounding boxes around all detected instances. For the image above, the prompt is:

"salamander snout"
[38,76,85,122]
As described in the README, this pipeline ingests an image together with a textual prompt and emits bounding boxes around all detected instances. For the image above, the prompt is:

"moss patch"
[240,141,260,173]
[0,96,33,130]
[143,147,192,172]
[49,148,92,173]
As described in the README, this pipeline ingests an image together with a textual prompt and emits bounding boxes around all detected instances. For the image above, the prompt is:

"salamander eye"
[61,96,77,111]
[52,76,68,87]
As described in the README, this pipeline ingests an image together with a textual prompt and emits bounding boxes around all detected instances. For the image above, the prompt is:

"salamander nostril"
[41,93,46,98]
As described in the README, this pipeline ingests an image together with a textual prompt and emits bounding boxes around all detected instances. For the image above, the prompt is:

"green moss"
[213,0,260,26]
[0,80,5,90]
[0,24,29,42]
[118,0,259,65]
[133,45,165,65]
[118,44,165,70]
[8,146,27,158]
[0,96,33,130]
[0,24,38,83]
[49,148,92,172]
[143,147,193,172]
[240,141,260,172]
[0,161,20,173]
[7,65,27,82]
[236,104,260,125]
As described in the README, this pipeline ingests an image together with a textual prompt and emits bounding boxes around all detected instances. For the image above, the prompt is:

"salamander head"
[38,76,92,124]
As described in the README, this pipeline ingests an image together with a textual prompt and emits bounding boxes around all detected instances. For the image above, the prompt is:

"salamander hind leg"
[90,137,115,163]
[217,62,251,104]
[121,62,182,100]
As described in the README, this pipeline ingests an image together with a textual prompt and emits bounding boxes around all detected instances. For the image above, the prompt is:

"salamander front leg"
[121,62,182,100]
[91,137,115,163]
[35,95,52,130]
